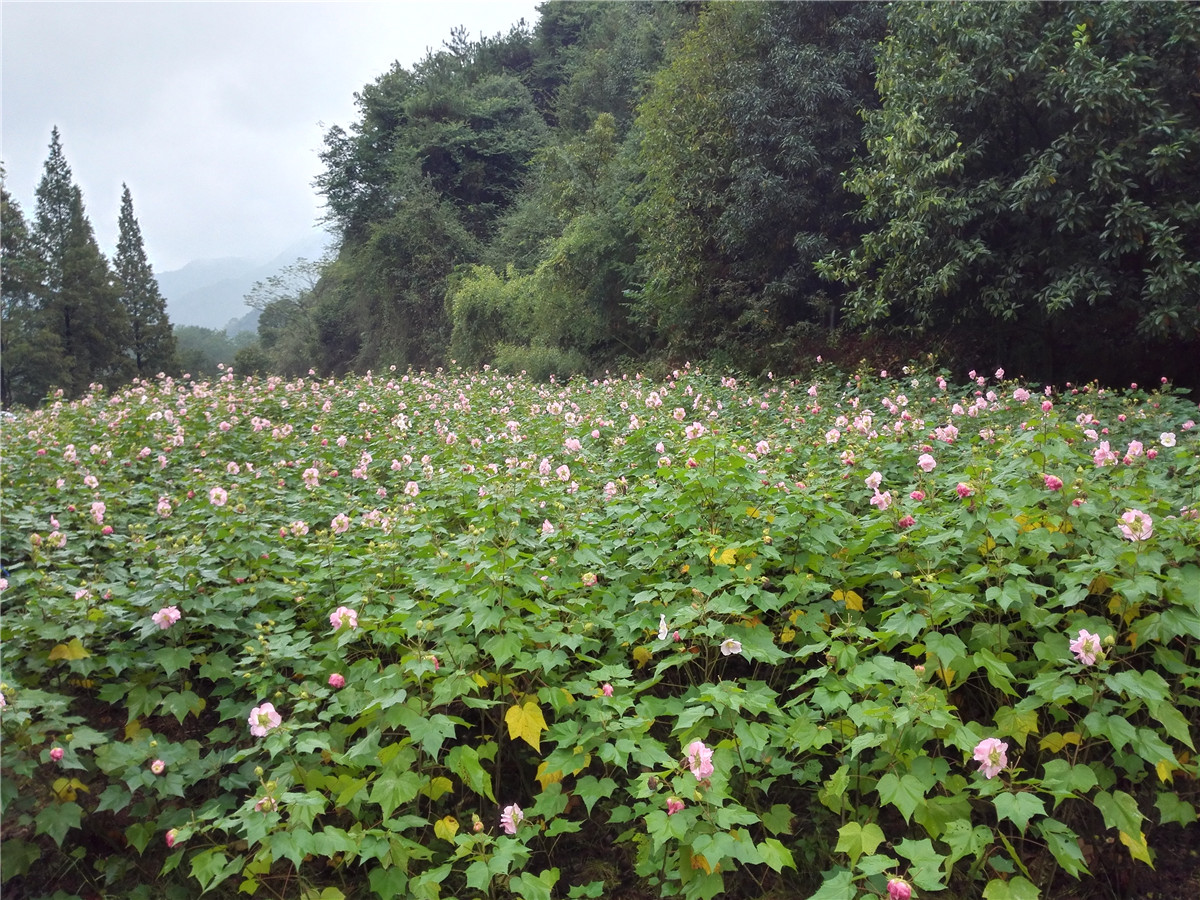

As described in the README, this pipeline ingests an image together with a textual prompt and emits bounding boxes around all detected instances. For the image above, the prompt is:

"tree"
[115,184,177,376]
[32,127,76,294]
[53,188,131,394]
[1,178,56,407]
[633,2,884,368]
[821,2,1200,381]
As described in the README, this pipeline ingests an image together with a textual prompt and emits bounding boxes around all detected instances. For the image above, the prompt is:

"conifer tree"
[33,126,76,294]
[1,179,57,407]
[53,187,132,395]
[115,184,177,376]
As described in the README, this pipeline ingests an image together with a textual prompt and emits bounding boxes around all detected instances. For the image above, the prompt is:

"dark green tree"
[33,126,76,295]
[820,1,1200,381]
[53,188,132,394]
[633,1,884,368]
[1,179,56,407]
[115,184,177,376]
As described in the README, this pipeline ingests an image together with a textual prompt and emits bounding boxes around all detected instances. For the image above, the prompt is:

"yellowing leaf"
[1039,732,1082,753]
[833,589,864,612]
[780,627,796,644]
[1155,760,1175,784]
[1119,830,1153,866]
[433,815,459,842]
[505,701,548,752]
[420,776,454,801]
[977,537,997,555]
[710,547,738,567]
[632,646,654,669]
[52,777,89,802]
[125,718,149,741]
[689,852,715,875]
[471,673,489,689]
[48,638,90,661]
[746,506,760,519]
[1089,574,1110,594]
[536,762,564,790]
[788,609,805,624]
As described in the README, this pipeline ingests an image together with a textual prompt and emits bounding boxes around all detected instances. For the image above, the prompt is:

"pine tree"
[54,187,132,395]
[33,126,76,294]
[115,184,177,376]
[1,178,57,407]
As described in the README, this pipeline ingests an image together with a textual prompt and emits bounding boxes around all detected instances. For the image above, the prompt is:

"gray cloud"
[2,1,540,270]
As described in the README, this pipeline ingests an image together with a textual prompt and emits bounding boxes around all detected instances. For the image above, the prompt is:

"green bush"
[1,364,1196,899]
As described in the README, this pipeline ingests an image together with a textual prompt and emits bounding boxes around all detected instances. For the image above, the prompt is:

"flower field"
[1,363,1197,900]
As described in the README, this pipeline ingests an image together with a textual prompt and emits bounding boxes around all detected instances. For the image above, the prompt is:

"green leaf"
[574,775,616,814]
[993,791,1045,833]
[876,771,926,823]
[156,646,193,676]
[835,821,885,867]
[1155,792,1197,827]
[1037,819,1089,878]
[1093,789,1144,837]
[806,868,856,900]
[34,801,82,847]
[895,837,947,890]
[1148,700,1195,751]
[758,837,795,873]
[510,868,560,900]
[447,743,496,802]
[982,875,1040,900]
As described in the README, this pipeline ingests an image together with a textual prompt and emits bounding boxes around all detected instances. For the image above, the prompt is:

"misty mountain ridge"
[159,232,331,333]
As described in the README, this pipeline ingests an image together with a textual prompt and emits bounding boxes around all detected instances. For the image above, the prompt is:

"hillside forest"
[3,1,1199,408]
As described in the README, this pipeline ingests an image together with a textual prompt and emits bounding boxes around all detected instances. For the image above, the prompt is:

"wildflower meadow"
[1,363,1197,900]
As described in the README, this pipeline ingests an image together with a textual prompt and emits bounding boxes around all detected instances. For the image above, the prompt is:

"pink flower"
[865,471,883,490]
[330,513,351,534]
[255,796,278,813]
[404,480,420,497]
[720,639,742,656]
[50,747,64,761]
[209,487,228,507]
[156,497,172,517]
[686,740,714,780]
[541,520,555,536]
[1043,474,1063,491]
[1093,441,1117,467]
[601,683,614,697]
[956,482,974,499]
[1013,388,1030,403]
[500,803,523,834]
[91,501,106,524]
[1069,629,1101,666]
[248,702,282,737]
[898,515,915,529]
[1042,400,1053,412]
[1118,509,1152,541]
[328,673,346,689]
[302,467,319,489]
[972,737,1008,779]
[888,877,912,900]
[581,572,597,587]
[152,606,182,630]
[666,797,685,816]
[870,490,892,511]
[165,828,179,848]
[150,759,166,775]
[917,454,936,473]
[330,606,358,630]
[909,490,924,501]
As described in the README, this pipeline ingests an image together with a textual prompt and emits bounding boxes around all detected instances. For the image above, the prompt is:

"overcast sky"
[2,1,543,272]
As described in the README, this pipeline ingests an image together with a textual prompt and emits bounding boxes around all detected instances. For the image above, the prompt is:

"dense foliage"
[2,362,1197,899]
[235,0,1199,389]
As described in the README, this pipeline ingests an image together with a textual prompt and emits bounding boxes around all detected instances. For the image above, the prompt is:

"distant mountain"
[159,232,332,332]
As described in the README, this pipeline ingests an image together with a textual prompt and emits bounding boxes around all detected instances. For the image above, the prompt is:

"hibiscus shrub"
[0,365,1197,900]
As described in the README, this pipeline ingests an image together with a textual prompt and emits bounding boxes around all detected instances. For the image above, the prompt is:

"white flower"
[720,639,742,656]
